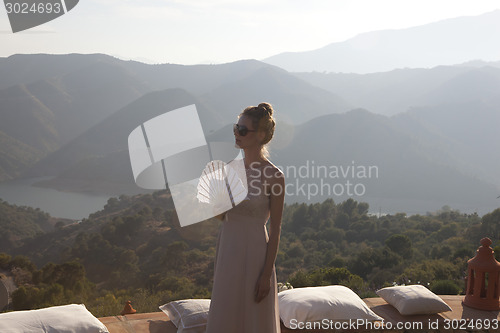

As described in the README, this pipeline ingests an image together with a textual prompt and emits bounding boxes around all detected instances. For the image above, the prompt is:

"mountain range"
[0,54,349,181]
[294,62,500,115]
[263,10,500,73]
[1,49,499,215]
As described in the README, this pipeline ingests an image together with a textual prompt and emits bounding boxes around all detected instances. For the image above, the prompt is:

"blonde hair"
[239,102,276,158]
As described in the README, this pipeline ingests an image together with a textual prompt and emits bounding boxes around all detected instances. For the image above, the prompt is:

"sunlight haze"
[1,0,499,65]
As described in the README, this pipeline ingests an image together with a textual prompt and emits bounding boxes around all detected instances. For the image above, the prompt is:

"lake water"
[0,178,112,220]
[1,178,496,220]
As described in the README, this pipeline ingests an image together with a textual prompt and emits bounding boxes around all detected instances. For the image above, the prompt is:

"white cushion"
[278,285,382,329]
[159,299,210,333]
[0,304,109,333]
[376,284,452,315]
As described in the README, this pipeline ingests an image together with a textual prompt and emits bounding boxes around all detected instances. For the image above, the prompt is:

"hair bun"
[257,102,274,117]
[240,103,276,155]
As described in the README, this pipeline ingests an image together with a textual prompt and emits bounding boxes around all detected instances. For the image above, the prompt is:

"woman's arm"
[254,168,285,303]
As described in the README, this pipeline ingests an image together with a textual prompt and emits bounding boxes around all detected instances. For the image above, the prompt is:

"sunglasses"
[233,124,257,136]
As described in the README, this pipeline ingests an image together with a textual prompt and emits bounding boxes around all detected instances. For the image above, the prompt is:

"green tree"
[430,280,461,295]
[385,234,412,258]
[164,241,188,269]
[0,253,11,268]
[481,208,500,240]
[10,255,36,272]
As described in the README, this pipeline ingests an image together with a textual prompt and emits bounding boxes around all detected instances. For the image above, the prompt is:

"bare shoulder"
[262,161,285,200]
[262,160,285,183]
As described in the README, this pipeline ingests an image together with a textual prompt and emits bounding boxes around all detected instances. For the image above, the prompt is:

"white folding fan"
[196,160,247,215]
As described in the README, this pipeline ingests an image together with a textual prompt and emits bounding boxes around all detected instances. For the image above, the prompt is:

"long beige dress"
[206,164,280,333]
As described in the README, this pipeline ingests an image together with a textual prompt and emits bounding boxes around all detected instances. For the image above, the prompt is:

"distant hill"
[0,199,68,252]
[0,54,117,90]
[119,58,277,96]
[0,131,43,182]
[295,65,473,115]
[0,61,151,149]
[296,62,500,115]
[0,54,341,181]
[269,109,499,215]
[397,100,500,188]
[200,66,351,124]
[263,10,500,73]
[0,57,152,181]
[23,88,220,182]
[0,84,60,154]
[0,54,274,95]
[421,66,500,106]
[295,64,500,190]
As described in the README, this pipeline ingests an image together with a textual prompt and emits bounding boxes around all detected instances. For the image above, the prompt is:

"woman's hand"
[254,272,272,303]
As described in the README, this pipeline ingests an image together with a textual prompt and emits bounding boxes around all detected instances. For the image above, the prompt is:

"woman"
[206,103,285,333]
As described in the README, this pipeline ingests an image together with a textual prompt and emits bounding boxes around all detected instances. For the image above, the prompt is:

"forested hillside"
[0,199,71,251]
[1,192,499,317]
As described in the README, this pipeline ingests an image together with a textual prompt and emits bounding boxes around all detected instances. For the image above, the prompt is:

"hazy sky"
[1,0,499,65]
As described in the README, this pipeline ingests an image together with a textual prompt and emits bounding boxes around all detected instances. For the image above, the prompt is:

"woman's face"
[234,115,262,149]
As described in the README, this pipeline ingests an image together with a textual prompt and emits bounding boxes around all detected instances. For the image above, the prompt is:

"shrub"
[430,280,461,295]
